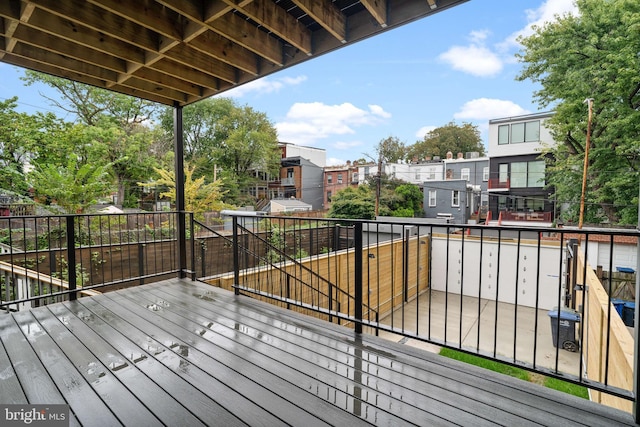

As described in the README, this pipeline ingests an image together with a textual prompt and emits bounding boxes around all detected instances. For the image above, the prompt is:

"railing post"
[354,222,363,334]
[66,215,77,301]
[200,240,206,279]
[138,243,145,285]
[634,182,640,423]
[189,213,196,281]
[233,215,240,296]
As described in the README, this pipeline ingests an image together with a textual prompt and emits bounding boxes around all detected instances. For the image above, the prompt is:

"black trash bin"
[548,308,580,352]
[622,301,635,327]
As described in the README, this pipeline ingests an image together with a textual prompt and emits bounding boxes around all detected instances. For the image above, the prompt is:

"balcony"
[488,178,510,191]
[0,212,638,425]
[281,177,295,186]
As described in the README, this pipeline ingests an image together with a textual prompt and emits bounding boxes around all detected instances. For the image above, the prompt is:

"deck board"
[0,278,636,427]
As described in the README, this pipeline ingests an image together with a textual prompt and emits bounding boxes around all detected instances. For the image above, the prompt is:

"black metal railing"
[1,210,638,416]
[195,213,639,414]
[0,211,180,311]
[192,214,378,328]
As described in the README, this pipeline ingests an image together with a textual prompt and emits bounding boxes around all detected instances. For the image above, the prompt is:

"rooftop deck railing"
[196,214,639,417]
[1,211,638,419]
[0,211,180,311]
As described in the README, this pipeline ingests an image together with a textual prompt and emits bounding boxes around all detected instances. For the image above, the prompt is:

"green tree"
[374,136,406,163]
[327,186,376,220]
[22,71,162,207]
[141,163,229,219]
[29,156,112,213]
[160,98,280,206]
[0,97,64,195]
[395,184,423,217]
[517,0,640,224]
[406,122,484,161]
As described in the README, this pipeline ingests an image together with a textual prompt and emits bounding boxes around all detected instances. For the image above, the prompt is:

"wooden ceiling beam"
[151,57,220,92]
[226,0,313,55]
[162,44,238,84]
[291,0,346,43]
[188,30,259,76]
[10,25,127,73]
[360,0,387,28]
[29,0,161,52]
[208,12,283,66]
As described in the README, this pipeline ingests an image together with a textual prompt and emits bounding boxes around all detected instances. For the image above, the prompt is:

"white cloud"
[502,0,579,49]
[327,157,347,166]
[333,140,364,150]
[415,126,436,139]
[454,98,530,121]
[222,75,307,97]
[439,40,503,77]
[276,102,391,146]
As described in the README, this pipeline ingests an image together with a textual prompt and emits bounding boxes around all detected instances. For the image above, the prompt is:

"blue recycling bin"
[622,301,635,327]
[548,308,580,352]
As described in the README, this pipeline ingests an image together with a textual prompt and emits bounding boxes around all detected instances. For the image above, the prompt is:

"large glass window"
[525,121,540,142]
[511,123,525,143]
[510,162,528,187]
[498,125,509,145]
[499,164,509,183]
[527,161,545,187]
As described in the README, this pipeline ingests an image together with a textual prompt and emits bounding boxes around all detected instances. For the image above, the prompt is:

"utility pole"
[578,98,594,229]
[375,164,381,217]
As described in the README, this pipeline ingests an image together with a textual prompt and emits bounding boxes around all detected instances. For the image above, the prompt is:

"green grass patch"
[544,376,590,399]
[439,347,589,399]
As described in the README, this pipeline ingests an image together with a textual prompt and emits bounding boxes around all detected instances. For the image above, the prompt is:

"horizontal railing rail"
[0,211,180,311]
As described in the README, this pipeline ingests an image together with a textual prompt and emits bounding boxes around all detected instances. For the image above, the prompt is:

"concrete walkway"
[373,290,581,377]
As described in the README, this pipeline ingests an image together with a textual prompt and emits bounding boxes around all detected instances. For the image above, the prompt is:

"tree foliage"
[29,156,112,213]
[406,122,484,161]
[326,186,376,220]
[517,0,640,224]
[374,136,406,163]
[141,164,229,219]
[159,98,280,206]
[22,71,161,207]
[0,97,64,195]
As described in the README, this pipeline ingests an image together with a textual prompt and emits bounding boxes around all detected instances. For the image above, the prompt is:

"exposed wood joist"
[0,0,468,106]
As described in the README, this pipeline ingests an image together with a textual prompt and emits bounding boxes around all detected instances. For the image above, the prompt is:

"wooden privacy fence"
[206,234,430,327]
[574,250,634,412]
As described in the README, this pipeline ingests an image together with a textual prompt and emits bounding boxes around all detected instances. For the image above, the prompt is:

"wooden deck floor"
[0,278,636,426]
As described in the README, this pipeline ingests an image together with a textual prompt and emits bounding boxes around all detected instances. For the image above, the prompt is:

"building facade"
[487,112,556,223]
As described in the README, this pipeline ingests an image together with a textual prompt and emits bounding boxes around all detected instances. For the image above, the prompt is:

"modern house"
[487,112,557,223]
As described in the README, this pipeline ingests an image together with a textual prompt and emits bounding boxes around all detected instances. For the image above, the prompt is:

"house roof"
[0,0,468,107]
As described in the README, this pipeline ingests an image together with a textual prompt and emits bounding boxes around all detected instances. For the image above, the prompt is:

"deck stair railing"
[193,215,379,328]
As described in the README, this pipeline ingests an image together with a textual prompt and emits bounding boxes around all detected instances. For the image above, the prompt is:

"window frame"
[451,190,460,207]
[428,190,437,207]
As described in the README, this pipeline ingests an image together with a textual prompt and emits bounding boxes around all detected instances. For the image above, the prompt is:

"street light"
[578,98,594,229]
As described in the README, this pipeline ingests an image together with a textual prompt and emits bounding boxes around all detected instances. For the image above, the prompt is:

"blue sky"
[0,0,577,166]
